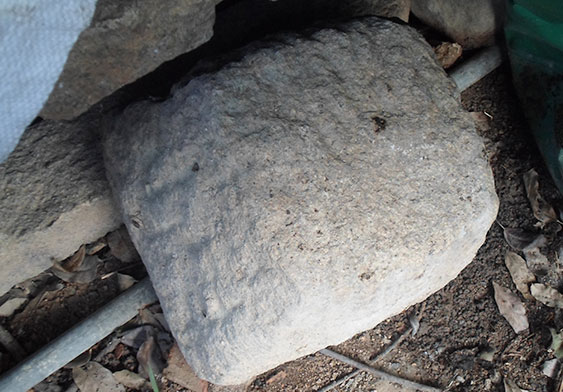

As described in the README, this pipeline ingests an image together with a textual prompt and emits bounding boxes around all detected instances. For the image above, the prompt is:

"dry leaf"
[137,335,165,378]
[113,369,150,390]
[531,283,563,308]
[523,245,550,275]
[116,273,137,291]
[503,228,540,251]
[107,226,139,263]
[551,329,563,359]
[504,378,530,392]
[62,245,86,271]
[493,282,529,333]
[434,42,462,69]
[0,297,28,317]
[505,252,535,299]
[542,358,559,378]
[523,168,557,226]
[140,306,171,332]
[52,255,101,284]
[477,346,497,362]
[72,362,125,392]
[64,350,91,369]
[163,343,208,392]
[469,112,491,132]
[87,239,107,256]
[408,312,420,336]
[120,325,156,349]
[266,370,287,384]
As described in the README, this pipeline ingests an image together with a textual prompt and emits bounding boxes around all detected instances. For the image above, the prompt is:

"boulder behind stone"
[411,0,505,49]
[103,17,498,384]
[40,0,220,120]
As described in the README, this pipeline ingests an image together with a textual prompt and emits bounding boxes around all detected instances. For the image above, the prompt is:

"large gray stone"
[103,17,498,384]
[40,0,220,120]
[411,0,505,49]
[0,114,120,296]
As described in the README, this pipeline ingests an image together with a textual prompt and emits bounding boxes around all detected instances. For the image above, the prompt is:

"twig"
[370,327,412,363]
[320,348,442,392]
[320,303,429,392]
[0,325,26,362]
[318,369,361,392]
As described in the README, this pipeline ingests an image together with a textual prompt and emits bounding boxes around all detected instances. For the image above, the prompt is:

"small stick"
[370,327,412,363]
[318,368,361,392]
[320,348,442,392]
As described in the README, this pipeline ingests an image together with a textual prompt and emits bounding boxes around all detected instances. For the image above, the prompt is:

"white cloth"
[0,0,97,162]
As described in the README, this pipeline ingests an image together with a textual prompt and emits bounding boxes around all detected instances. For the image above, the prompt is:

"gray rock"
[411,0,505,49]
[40,0,219,120]
[0,114,120,296]
[103,17,498,384]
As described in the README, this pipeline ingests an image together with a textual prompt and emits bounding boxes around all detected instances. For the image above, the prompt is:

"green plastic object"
[505,0,563,192]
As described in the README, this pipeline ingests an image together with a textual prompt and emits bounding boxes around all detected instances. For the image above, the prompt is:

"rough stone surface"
[40,0,219,120]
[0,114,121,297]
[411,0,505,49]
[103,17,498,384]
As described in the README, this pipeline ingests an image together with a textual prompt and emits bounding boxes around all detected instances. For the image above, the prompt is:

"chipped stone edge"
[0,196,121,296]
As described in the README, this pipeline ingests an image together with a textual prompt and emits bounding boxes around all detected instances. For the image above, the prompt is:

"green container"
[505,0,563,192]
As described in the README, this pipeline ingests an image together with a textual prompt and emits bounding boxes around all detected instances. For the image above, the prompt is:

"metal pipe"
[450,45,503,93]
[0,278,158,392]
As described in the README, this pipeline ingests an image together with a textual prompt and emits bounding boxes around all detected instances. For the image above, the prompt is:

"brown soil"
[1,53,562,392]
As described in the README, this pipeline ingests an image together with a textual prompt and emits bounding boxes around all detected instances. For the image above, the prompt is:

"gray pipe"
[0,278,158,392]
[450,45,503,93]
[0,45,503,392]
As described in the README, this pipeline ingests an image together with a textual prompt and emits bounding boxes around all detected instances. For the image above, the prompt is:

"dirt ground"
[1,32,563,392]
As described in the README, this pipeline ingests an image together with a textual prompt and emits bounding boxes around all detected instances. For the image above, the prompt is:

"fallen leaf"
[120,325,156,349]
[113,369,150,390]
[523,169,557,226]
[72,362,125,392]
[116,273,137,291]
[163,343,208,392]
[531,283,563,308]
[504,378,530,392]
[140,307,166,329]
[503,228,541,251]
[87,239,107,256]
[114,343,126,360]
[551,329,563,359]
[14,271,52,297]
[469,111,491,132]
[62,245,86,272]
[477,346,497,362]
[266,370,287,384]
[505,252,535,299]
[407,312,420,336]
[155,330,175,357]
[0,297,28,317]
[64,350,91,369]
[493,282,529,333]
[137,335,165,378]
[523,245,550,275]
[542,358,559,378]
[52,255,101,284]
[434,42,463,69]
[107,226,139,263]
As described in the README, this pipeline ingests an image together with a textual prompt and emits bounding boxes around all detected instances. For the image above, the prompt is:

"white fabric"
[0,0,97,162]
